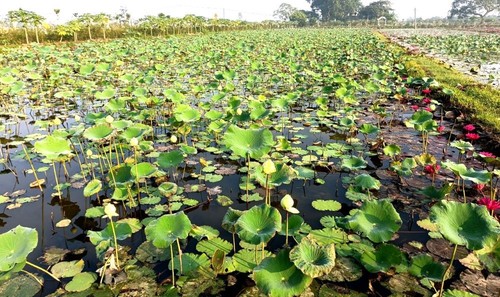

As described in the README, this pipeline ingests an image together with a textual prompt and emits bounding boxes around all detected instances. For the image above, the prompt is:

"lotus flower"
[411,105,419,111]
[463,124,475,132]
[437,126,445,133]
[478,197,500,212]
[281,194,299,214]
[473,183,485,192]
[422,98,431,105]
[263,159,277,175]
[422,89,431,95]
[465,133,480,141]
[424,164,440,175]
[479,151,496,158]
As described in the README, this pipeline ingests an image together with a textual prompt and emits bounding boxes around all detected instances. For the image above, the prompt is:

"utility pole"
[414,8,417,30]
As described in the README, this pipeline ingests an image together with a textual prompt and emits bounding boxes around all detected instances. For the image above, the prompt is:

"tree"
[307,0,362,22]
[273,3,298,21]
[449,0,500,22]
[78,13,94,40]
[290,10,308,26]
[30,13,46,43]
[95,13,110,39]
[359,1,395,20]
[7,9,43,44]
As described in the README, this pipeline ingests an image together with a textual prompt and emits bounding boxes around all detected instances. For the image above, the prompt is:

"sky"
[0,0,454,23]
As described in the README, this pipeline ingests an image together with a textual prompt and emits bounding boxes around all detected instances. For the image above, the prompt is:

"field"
[0,29,499,296]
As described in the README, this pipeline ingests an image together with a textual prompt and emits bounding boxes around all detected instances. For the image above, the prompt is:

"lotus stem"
[438,244,458,297]
[51,162,62,198]
[26,261,61,282]
[462,179,466,203]
[69,140,87,182]
[22,269,44,287]
[265,174,270,205]
[170,243,175,287]
[246,153,250,203]
[285,212,289,246]
[232,232,236,253]
[176,238,183,275]
[108,218,120,269]
[21,144,43,191]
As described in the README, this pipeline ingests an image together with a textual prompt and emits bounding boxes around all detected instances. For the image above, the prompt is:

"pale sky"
[0,0,454,23]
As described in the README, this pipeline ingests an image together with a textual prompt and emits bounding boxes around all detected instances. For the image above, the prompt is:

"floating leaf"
[0,273,41,296]
[0,226,37,272]
[51,259,84,278]
[65,272,97,292]
[169,253,210,275]
[353,174,381,191]
[130,162,157,180]
[83,179,102,197]
[312,200,342,212]
[360,243,404,273]
[145,212,192,248]
[341,156,367,171]
[83,124,114,142]
[55,219,72,228]
[34,135,71,160]
[223,125,273,159]
[157,150,184,169]
[196,237,232,255]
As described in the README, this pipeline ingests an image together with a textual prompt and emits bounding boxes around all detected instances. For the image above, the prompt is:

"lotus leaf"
[0,226,37,272]
[235,204,281,245]
[347,199,402,243]
[341,156,367,171]
[169,253,210,275]
[157,150,184,169]
[408,254,445,281]
[254,163,296,188]
[353,174,381,191]
[383,144,401,157]
[0,273,42,296]
[65,272,97,292]
[289,236,336,278]
[222,207,244,233]
[430,201,500,250]
[459,168,491,185]
[83,179,102,197]
[360,243,404,273]
[443,289,480,297]
[34,135,72,160]
[254,249,312,297]
[196,237,232,255]
[145,212,192,248]
[51,259,84,278]
[83,124,114,142]
[158,182,178,197]
[223,125,273,159]
[130,162,157,180]
[279,214,304,236]
[312,200,342,212]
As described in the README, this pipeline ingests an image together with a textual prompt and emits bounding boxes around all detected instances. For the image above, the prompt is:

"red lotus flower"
[463,124,475,132]
[424,164,440,175]
[424,107,432,112]
[422,89,431,95]
[479,151,496,158]
[411,105,419,111]
[478,197,500,212]
[437,126,445,133]
[473,183,485,192]
[422,98,431,105]
[465,133,480,141]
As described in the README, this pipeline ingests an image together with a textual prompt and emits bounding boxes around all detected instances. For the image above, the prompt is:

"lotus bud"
[170,135,178,143]
[200,157,208,167]
[236,108,242,115]
[105,115,114,124]
[130,137,139,147]
[429,104,436,111]
[74,114,81,122]
[86,149,93,157]
[104,203,119,218]
[263,159,276,175]
[53,118,62,126]
[281,194,299,214]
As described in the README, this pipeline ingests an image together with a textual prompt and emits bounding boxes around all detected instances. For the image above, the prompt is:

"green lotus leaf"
[65,272,97,292]
[0,273,42,296]
[109,164,132,185]
[196,237,232,255]
[83,124,114,142]
[223,125,273,159]
[430,201,500,250]
[79,64,95,75]
[169,253,210,275]
[254,249,312,297]
[205,110,224,120]
[135,241,169,264]
[341,156,367,171]
[359,123,379,135]
[174,104,201,123]
[222,207,244,233]
[88,218,141,245]
[157,150,184,169]
[312,200,342,212]
[360,243,404,273]
[190,225,220,241]
[419,183,454,200]
[0,226,37,272]
[34,135,72,160]
[180,145,197,155]
[51,259,84,278]
[309,228,348,245]
[450,140,475,153]
[130,162,157,180]
[295,166,314,180]
[383,144,401,158]
[289,236,336,278]
[83,179,102,197]
[95,88,115,100]
[158,182,178,197]
[408,110,433,125]
[408,254,445,281]
[320,256,362,282]
[120,126,145,142]
[233,249,272,273]
[145,212,192,248]
[235,204,281,245]
[459,168,491,184]
[254,163,296,188]
[476,234,500,272]
[85,206,104,218]
[347,199,402,243]
[353,174,381,191]
[441,160,467,176]
[279,214,304,236]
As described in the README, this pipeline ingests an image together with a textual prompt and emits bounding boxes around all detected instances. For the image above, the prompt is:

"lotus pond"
[0,28,499,297]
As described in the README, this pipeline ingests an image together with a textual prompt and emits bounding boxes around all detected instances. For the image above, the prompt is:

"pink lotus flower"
[465,133,480,141]
[473,183,485,192]
[424,164,440,175]
[422,89,431,95]
[478,197,500,212]
[424,107,432,112]
[422,98,431,105]
[463,124,475,132]
[479,151,496,158]
[411,105,419,111]
[437,126,445,133]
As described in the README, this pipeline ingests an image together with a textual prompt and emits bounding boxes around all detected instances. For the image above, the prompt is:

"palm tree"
[31,13,46,43]
[78,13,94,40]
[95,13,110,39]
[7,9,33,44]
